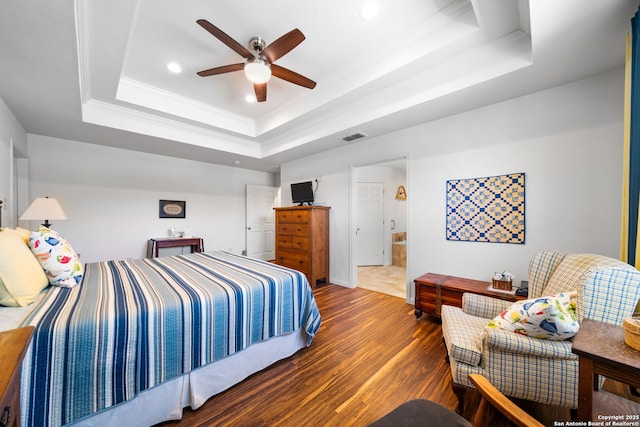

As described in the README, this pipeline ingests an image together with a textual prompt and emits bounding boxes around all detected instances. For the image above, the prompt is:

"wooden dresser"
[274,206,330,288]
[414,273,523,319]
[0,326,34,427]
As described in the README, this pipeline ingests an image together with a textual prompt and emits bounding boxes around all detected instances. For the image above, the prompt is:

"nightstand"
[0,327,34,427]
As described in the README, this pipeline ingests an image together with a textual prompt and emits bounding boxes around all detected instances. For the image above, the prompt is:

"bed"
[4,249,321,427]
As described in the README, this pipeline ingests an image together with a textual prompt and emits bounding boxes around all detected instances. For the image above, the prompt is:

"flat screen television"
[291,181,314,206]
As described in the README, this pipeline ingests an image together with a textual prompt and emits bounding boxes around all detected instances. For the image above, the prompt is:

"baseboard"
[327,279,353,288]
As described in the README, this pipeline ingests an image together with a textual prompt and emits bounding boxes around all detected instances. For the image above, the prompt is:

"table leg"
[577,356,594,421]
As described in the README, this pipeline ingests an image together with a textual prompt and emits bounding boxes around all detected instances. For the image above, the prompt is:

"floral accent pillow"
[487,291,579,340]
[28,226,84,288]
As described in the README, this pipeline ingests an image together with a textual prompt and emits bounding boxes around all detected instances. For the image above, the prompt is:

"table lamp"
[20,197,68,228]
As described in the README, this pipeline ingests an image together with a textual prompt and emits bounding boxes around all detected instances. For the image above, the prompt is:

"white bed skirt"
[67,329,307,426]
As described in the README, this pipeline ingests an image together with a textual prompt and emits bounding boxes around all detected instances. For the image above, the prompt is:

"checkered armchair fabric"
[441,251,640,410]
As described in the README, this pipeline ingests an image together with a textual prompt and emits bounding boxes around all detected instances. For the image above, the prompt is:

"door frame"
[350,155,409,301]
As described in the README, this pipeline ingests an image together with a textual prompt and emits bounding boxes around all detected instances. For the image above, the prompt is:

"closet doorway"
[351,157,408,300]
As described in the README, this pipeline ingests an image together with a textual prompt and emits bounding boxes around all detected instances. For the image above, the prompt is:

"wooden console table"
[414,273,524,319]
[147,237,204,258]
[0,327,34,427]
[572,319,640,421]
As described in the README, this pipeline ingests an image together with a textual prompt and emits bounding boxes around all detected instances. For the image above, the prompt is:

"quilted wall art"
[446,172,525,244]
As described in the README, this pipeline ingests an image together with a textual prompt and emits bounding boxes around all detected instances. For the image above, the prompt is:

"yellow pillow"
[14,227,31,243]
[0,229,49,306]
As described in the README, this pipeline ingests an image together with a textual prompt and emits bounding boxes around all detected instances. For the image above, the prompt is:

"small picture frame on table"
[159,200,186,218]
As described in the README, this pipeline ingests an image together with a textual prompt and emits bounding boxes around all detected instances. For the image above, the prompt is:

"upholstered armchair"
[441,251,640,414]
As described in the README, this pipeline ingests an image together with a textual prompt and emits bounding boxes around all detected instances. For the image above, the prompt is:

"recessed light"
[245,94,256,103]
[360,2,379,20]
[167,62,182,73]
[234,160,241,165]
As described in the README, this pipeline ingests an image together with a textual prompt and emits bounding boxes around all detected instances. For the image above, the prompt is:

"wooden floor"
[156,284,639,427]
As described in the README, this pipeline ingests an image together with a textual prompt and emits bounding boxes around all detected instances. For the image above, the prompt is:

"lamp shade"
[20,197,68,227]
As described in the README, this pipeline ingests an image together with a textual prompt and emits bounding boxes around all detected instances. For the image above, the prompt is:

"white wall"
[24,135,276,262]
[280,69,625,293]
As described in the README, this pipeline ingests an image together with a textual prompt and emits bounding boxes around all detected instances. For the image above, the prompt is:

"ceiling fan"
[196,19,316,102]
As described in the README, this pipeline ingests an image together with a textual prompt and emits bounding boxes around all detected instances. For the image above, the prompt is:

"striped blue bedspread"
[20,251,322,427]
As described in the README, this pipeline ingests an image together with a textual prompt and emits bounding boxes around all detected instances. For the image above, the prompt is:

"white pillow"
[29,226,84,288]
[487,291,579,340]
[0,229,49,306]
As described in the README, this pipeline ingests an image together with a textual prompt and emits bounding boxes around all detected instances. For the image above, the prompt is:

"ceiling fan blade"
[271,64,316,89]
[261,29,305,63]
[254,83,267,102]
[197,63,244,77]
[197,19,254,59]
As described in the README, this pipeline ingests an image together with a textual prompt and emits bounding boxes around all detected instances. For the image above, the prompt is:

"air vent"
[342,132,367,142]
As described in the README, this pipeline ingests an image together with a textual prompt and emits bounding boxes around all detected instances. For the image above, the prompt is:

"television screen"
[291,181,314,206]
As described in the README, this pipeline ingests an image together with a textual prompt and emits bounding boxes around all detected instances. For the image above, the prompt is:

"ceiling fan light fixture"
[166,62,182,74]
[244,58,271,84]
[360,2,379,20]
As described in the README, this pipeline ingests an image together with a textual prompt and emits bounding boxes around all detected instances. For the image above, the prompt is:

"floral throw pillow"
[487,291,579,340]
[29,226,84,288]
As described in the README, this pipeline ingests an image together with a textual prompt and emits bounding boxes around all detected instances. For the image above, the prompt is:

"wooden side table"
[414,273,524,319]
[0,326,34,427]
[572,319,640,421]
[147,237,204,258]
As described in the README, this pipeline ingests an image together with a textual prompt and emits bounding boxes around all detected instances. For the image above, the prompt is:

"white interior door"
[246,185,279,260]
[356,182,384,266]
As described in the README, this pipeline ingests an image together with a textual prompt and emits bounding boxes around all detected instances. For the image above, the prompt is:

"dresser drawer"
[277,223,295,234]
[276,234,292,248]
[278,223,309,236]
[291,236,308,251]
[290,223,308,236]
[277,210,309,223]
[289,210,308,223]
[277,251,309,273]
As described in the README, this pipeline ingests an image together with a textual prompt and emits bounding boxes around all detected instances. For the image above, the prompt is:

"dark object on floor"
[368,374,543,427]
[367,399,471,427]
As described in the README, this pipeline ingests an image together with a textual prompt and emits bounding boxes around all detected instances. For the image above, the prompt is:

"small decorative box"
[491,278,513,291]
